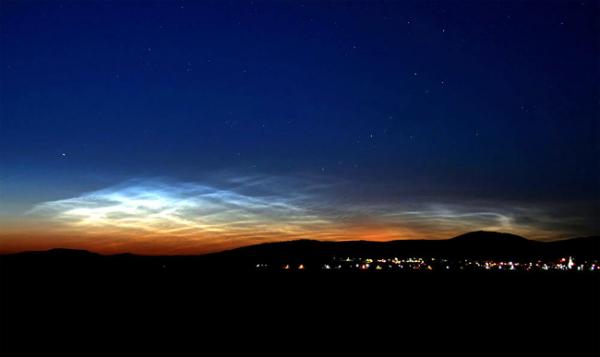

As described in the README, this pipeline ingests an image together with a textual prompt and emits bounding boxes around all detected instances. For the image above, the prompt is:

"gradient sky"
[1,0,598,254]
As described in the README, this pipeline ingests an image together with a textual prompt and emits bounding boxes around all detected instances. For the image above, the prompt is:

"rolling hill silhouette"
[206,231,599,267]
[3,231,598,269]
[1,231,599,356]
[450,230,529,243]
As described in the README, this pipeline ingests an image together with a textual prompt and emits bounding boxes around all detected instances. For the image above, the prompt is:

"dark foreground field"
[1,257,599,356]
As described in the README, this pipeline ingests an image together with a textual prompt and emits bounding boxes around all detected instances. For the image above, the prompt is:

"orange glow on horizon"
[0,179,571,255]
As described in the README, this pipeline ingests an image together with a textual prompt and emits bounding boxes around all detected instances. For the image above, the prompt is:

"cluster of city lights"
[255,257,599,272]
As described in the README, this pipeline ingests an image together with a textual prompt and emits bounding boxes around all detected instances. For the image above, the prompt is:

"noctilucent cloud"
[1,1,598,254]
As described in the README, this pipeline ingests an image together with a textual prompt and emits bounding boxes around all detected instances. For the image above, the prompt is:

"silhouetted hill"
[450,231,529,243]
[2,232,599,268]
[198,232,600,268]
[544,236,600,259]
[446,231,540,258]
[1,232,599,355]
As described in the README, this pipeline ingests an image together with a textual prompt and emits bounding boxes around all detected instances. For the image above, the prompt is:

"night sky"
[1,0,598,254]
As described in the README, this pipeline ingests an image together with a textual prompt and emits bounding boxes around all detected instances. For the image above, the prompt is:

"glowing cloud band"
[8,176,587,254]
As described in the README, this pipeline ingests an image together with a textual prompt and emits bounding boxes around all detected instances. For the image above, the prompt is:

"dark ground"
[1,255,599,356]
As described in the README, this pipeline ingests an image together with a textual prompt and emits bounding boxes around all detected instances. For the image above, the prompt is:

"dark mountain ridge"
[2,232,598,266]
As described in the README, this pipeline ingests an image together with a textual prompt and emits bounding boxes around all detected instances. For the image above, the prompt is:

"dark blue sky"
[1,1,598,253]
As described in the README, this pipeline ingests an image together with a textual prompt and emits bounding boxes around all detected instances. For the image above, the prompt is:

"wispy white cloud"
[21,175,592,253]
[30,178,332,241]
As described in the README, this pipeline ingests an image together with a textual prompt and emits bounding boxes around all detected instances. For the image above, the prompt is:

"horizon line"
[2,231,598,257]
